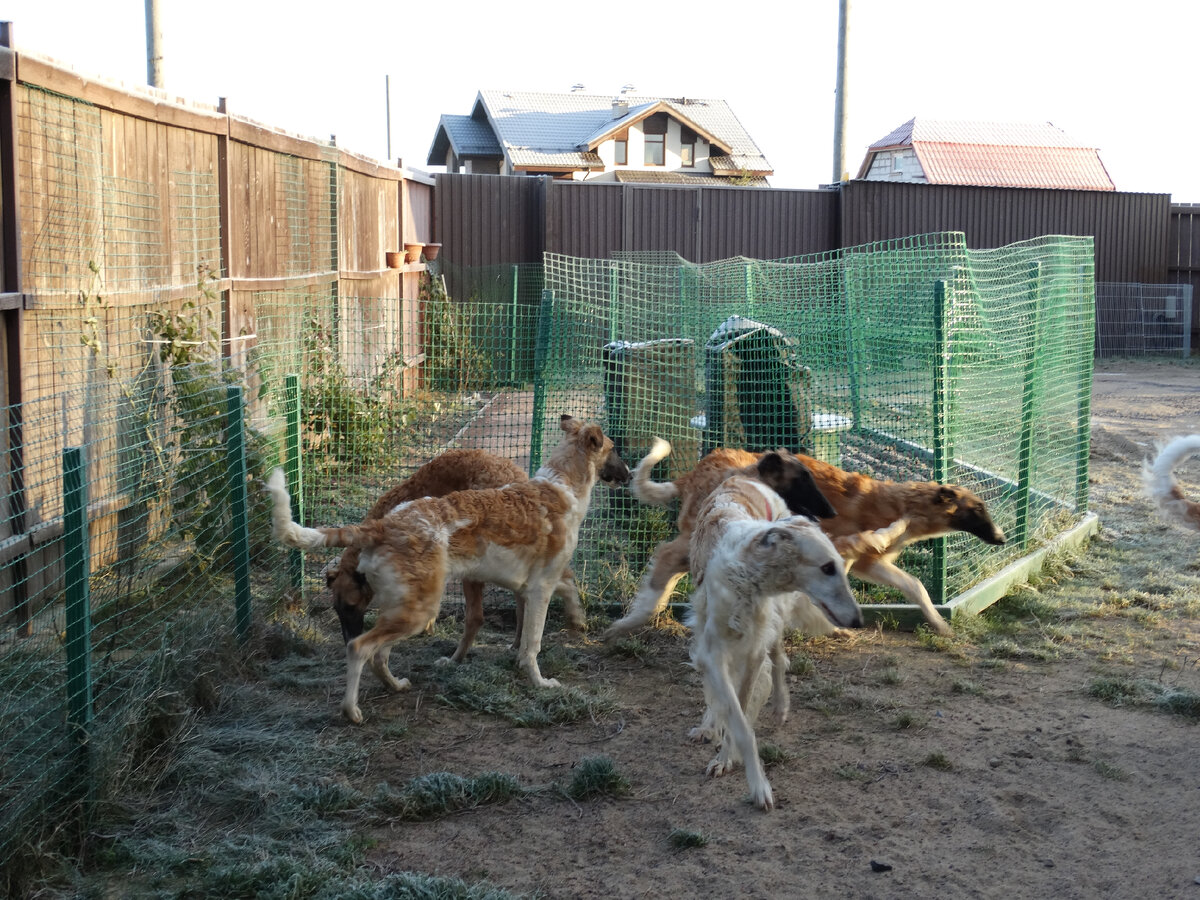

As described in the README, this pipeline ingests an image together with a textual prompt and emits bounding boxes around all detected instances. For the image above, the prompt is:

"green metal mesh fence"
[0,233,1093,873]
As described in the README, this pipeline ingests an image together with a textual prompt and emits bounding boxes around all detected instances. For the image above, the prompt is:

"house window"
[643,113,667,166]
[680,126,696,167]
[615,140,627,165]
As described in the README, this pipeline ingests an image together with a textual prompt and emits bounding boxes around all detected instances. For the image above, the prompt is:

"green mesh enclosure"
[538,232,1094,604]
[0,232,1093,871]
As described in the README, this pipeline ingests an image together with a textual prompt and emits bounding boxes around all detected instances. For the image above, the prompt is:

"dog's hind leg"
[343,573,446,724]
[442,579,485,665]
[602,534,689,641]
[852,557,953,636]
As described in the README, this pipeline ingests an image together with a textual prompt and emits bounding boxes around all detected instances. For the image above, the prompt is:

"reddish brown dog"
[326,449,582,662]
[604,438,1005,639]
[269,416,629,724]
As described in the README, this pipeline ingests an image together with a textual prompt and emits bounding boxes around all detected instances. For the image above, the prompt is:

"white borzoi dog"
[1144,434,1200,532]
[685,473,863,811]
[267,415,629,724]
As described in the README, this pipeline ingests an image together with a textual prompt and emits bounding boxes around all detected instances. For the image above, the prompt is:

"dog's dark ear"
[757,452,784,479]
[937,485,960,508]
[559,414,579,433]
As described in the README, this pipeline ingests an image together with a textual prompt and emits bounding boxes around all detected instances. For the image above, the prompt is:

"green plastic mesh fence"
[538,232,1094,604]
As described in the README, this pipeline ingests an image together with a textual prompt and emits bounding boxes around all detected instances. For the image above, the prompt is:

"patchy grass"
[563,756,630,801]
[371,772,527,822]
[668,828,709,850]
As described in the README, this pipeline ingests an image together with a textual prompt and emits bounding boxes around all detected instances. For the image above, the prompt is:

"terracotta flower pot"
[385,251,404,268]
[422,243,441,262]
[404,242,423,264]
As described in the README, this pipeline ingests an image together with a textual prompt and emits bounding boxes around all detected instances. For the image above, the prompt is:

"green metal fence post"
[930,281,950,605]
[62,445,94,809]
[845,263,864,434]
[1015,262,1042,548]
[510,263,520,385]
[226,385,253,642]
[1076,263,1093,513]
[608,262,620,344]
[285,373,304,599]
[529,289,554,475]
[744,261,755,315]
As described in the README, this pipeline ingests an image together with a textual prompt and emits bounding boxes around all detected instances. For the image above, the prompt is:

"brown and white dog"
[605,438,1006,639]
[686,474,862,811]
[325,449,583,662]
[1144,434,1200,532]
[268,415,629,724]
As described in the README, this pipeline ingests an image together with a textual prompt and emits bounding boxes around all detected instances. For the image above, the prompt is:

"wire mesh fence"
[0,232,1095,875]
[1094,281,1193,358]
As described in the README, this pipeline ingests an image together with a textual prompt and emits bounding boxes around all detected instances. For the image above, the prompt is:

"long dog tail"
[266,467,370,550]
[629,438,678,507]
[1144,435,1200,532]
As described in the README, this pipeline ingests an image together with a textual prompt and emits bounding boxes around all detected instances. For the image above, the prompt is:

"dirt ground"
[354,359,1200,900]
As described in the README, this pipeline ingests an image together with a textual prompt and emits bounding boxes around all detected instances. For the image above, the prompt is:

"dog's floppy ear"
[581,423,604,451]
[937,485,959,505]
[559,414,580,434]
[757,451,785,479]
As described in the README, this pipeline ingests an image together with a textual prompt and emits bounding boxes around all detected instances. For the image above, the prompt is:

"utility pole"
[145,0,164,88]
[832,0,849,183]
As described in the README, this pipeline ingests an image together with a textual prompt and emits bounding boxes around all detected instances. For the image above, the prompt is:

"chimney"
[612,98,628,119]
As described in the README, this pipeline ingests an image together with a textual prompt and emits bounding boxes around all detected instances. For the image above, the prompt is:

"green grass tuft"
[564,756,630,801]
[668,828,709,850]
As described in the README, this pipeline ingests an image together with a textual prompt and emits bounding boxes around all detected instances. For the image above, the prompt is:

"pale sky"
[4,0,1198,200]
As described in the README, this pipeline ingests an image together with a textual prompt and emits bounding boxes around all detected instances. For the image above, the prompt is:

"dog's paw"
[925,616,954,637]
[434,656,454,667]
[342,703,364,725]
[688,724,716,744]
[748,783,775,812]
[379,674,412,692]
[532,676,562,689]
[706,755,737,778]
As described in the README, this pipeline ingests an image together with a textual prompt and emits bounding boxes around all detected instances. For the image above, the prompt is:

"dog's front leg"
[369,645,413,693]
[852,557,953,636]
[515,582,561,689]
[698,635,774,811]
[554,570,586,635]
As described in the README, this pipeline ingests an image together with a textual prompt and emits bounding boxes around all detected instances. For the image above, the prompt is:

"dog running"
[268,415,629,724]
[604,439,1006,640]
[324,449,583,662]
[1144,434,1200,532]
[685,473,862,811]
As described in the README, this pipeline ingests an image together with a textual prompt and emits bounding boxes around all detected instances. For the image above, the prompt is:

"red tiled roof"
[859,118,1116,191]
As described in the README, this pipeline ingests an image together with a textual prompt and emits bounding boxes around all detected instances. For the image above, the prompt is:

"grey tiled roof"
[441,115,502,155]
[454,90,771,173]
[426,114,502,163]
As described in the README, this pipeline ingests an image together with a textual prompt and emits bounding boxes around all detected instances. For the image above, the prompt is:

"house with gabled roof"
[427,89,773,185]
[856,118,1115,191]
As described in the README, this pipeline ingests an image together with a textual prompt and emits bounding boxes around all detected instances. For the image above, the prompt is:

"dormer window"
[643,113,667,166]
[680,126,696,167]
